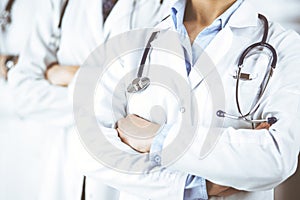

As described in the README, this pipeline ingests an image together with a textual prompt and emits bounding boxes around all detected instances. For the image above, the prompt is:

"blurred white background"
[249,0,300,33]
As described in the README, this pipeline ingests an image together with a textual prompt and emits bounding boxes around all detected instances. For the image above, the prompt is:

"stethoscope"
[0,0,15,31]
[127,14,278,125]
[49,0,69,51]
[217,14,278,125]
[49,0,165,51]
[127,31,159,93]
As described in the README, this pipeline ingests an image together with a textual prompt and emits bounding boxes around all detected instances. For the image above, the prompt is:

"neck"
[184,0,237,26]
[183,0,237,43]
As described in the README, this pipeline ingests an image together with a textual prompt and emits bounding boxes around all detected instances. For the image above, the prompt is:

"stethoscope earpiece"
[267,117,277,125]
[127,77,150,93]
[216,110,278,125]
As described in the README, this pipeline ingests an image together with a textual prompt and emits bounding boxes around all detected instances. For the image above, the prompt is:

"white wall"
[248,0,300,33]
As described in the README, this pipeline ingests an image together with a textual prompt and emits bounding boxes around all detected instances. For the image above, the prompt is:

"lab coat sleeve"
[83,158,188,200]
[70,50,190,199]
[67,127,188,200]
[162,29,300,191]
[7,0,73,127]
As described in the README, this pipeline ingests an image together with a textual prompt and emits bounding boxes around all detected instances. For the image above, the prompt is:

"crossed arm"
[117,115,274,197]
[45,63,79,87]
[116,114,270,198]
[44,59,272,199]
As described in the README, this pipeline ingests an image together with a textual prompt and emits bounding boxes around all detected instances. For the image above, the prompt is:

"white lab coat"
[8,0,173,199]
[0,0,46,199]
[78,1,300,200]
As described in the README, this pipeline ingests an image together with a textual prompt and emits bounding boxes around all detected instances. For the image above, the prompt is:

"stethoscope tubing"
[224,14,278,125]
[0,0,15,29]
[127,13,278,125]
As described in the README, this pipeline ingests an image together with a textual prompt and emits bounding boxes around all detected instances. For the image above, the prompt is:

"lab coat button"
[180,107,185,113]
[154,155,161,163]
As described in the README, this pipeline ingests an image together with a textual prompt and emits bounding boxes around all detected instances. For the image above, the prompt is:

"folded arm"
[7,0,74,127]
[116,31,300,192]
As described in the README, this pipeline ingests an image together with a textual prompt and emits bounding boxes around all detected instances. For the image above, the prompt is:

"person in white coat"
[0,0,48,199]
[7,0,176,199]
[74,0,300,199]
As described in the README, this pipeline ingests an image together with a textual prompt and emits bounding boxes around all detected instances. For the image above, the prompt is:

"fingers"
[255,122,271,130]
[0,56,8,79]
[117,115,160,139]
[116,115,159,153]
[217,188,241,197]
[117,127,149,153]
[127,114,151,127]
[117,128,128,143]
[207,180,241,197]
[0,64,8,79]
[206,180,229,196]
[45,64,79,86]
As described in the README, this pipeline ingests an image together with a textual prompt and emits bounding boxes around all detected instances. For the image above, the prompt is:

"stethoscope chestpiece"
[127,77,150,93]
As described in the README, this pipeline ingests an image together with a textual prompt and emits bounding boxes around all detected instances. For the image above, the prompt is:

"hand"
[0,55,18,80]
[255,122,271,130]
[0,55,8,79]
[117,114,160,153]
[45,63,79,87]
[206,180,241,197]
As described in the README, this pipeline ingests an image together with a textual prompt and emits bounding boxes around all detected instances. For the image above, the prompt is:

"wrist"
[46,61,59,70]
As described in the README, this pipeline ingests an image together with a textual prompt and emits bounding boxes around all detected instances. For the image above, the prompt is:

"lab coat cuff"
[184,175,208,200]
[149,124,172,166]
[170,172,190,200]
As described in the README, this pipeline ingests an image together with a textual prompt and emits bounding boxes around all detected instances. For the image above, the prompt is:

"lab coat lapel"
[150,18,189,81]
[86,0,103,44]
[102,0,133,41]
[227,1,258,28]
[188,26,234,90]
[189,1,259,90]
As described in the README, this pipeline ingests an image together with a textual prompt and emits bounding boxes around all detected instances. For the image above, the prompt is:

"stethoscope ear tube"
[137,31,160,78]
[58,0,69,29]
[237,42,277,70]
[216,110,278,125]
[0,0,15,30]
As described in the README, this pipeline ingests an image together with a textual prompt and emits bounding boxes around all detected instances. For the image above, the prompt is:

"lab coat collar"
[188,1,260,89]
[156,15,174,31]
[189,25,233,90]
[159,0,259,30]
[153,1,260,90]
[227,1,259,28]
